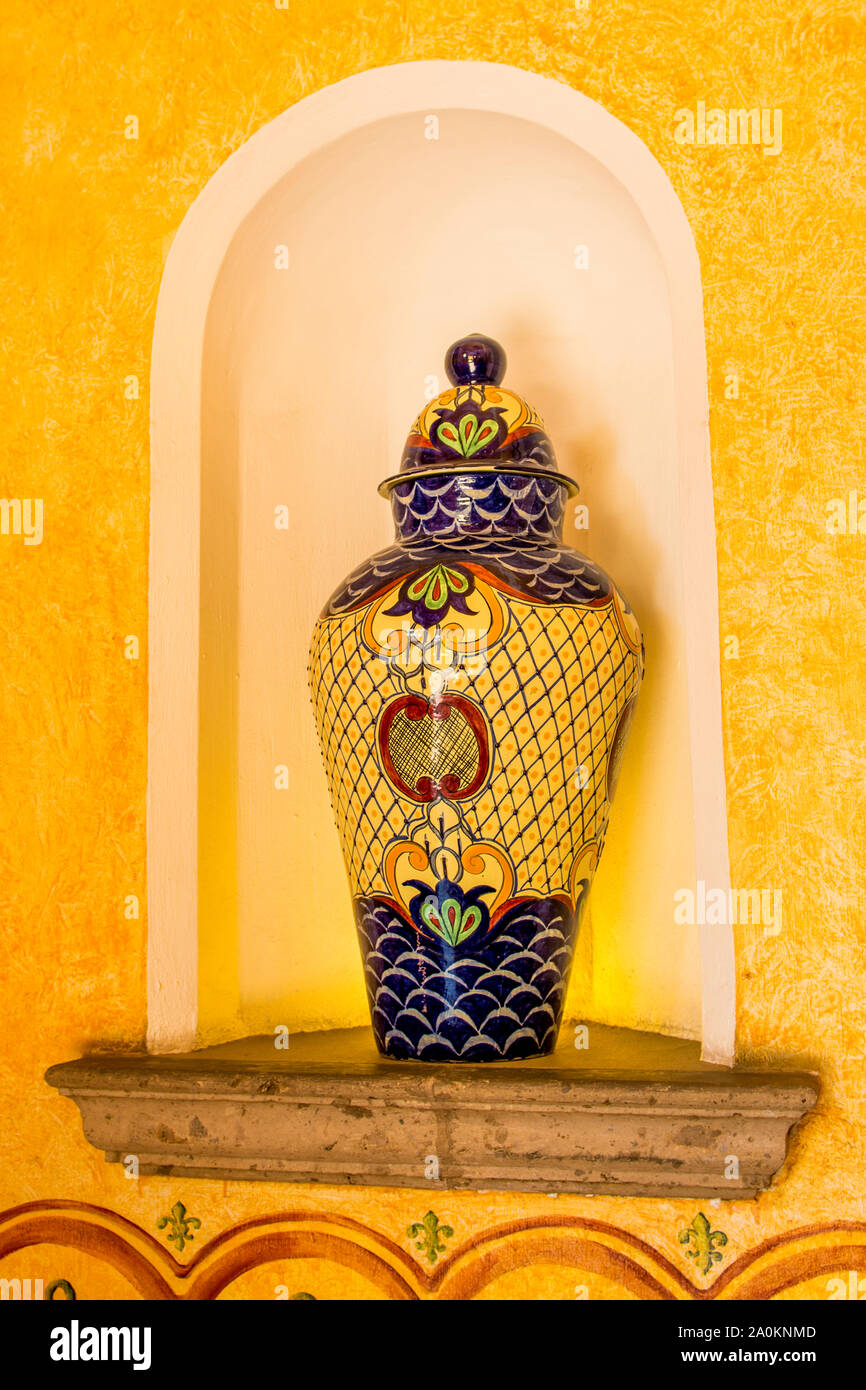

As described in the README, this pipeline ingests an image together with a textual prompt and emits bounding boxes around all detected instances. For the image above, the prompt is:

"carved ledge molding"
[45,1026,817,1198]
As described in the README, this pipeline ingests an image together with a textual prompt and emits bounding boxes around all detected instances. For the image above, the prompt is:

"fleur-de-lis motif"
[157,1201,202,1253]
[679,1212,728,1275]
[407,1210,454,1265]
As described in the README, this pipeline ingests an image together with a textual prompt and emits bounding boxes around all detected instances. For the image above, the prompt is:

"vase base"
[374,1036,558,1064]
[356,894,576,1063]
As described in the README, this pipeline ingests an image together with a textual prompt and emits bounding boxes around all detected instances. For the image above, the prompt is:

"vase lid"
[378,333,578,498]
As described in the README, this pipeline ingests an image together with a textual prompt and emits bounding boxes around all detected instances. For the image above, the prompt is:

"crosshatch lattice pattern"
[308,594,641,898]
[470,601,638,887]
[386,705,481,794]
[308,615,405,888]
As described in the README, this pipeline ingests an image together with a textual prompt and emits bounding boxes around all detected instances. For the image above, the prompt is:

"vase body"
[308,338,643,1061]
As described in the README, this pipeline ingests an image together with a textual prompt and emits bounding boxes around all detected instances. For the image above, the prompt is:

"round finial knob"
[445,333,507,387]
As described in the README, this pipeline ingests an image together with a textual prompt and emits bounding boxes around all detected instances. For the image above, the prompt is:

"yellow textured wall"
[1,0,864,1300]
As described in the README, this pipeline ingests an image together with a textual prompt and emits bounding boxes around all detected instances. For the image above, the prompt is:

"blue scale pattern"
[324,536,611,617]
[354,895,577,1061]
[321,472,614,618]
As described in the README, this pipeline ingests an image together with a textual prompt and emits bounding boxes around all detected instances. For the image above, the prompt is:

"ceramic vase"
[308,335,643,1061]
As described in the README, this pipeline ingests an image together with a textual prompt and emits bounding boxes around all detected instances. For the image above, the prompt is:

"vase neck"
[390,471,567,545]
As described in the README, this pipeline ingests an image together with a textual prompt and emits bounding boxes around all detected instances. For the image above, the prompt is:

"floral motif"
[157,1201,202,1253]
[398,370,551,474]
[406,875,494,947]
[385,562,476,628]
[408,1211,454,1265]
[679,1212,729,1275]
[436,412,502,458]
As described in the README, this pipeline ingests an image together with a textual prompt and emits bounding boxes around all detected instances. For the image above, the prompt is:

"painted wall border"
[2,1203,863,1300]
[148,59,734,1062]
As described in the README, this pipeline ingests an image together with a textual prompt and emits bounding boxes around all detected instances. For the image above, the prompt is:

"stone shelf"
[45,1025,817,1198]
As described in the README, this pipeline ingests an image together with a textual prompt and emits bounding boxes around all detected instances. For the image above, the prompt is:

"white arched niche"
[148,61,734,1064]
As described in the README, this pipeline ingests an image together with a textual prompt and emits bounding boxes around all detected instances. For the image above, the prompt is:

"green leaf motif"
[678,1212,728,1276]
[406,563,469,610]
[420,896,482,946]
[436,415,499,458]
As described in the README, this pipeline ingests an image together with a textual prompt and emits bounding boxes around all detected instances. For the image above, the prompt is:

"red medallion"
[378,692,490,803]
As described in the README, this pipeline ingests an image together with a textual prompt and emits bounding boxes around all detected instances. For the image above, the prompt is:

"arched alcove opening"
[148,61,734,1064]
